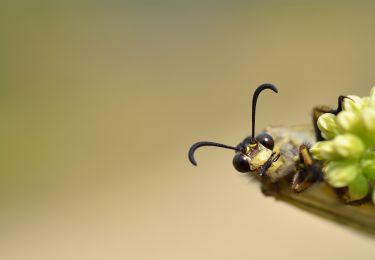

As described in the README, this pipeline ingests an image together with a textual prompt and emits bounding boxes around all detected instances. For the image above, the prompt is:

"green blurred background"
[1,1,375,259]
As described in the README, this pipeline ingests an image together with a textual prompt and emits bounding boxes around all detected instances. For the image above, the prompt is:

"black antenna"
[251,83,278,138]
[188,141,241,166]
[188,83,278,167]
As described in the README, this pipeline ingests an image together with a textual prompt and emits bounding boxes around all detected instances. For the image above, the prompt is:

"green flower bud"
[317,113,340,140]
[362,96,371,108]
[348,173,369,201]
[362,107,375,132]
[342,95,362,112]
[325,161,361,188]
[332,134,365,159]
[310,142,324,160]
[361,150,375,181]
[310,140,341,160]
[360,107,375,145]
[336,110,363,135]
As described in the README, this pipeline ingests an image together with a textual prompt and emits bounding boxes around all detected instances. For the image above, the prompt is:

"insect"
[188,84,325,193]
[188,85,375,236]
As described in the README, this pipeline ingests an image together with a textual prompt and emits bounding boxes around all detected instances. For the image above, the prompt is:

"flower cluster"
[310,87,375,202]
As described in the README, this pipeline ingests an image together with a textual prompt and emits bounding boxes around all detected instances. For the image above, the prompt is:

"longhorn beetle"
[187,84,340,193]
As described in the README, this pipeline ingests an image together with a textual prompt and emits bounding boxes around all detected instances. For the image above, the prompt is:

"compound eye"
[233,153,250,173]
[256,133,274,150]
[242,136,253,145]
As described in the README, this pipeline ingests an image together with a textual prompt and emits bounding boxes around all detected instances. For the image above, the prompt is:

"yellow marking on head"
[250,148,272,171]
[244,142,258,154]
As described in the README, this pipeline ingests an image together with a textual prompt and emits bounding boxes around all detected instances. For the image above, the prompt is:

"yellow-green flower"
[324,161,360,188]
[317,113,341,140]
[311,87,375,203]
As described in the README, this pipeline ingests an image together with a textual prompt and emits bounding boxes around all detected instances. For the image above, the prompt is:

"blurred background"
[1,1,375,259]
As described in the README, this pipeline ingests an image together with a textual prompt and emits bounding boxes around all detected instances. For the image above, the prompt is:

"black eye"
[256,133,274,150]
[242,136,253,145]
[233,153,250,173]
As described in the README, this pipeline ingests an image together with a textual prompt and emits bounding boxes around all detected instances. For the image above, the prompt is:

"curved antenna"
[252,83,278,138]
[188,141,241,166]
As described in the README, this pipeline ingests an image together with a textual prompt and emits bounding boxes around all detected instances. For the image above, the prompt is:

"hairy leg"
[292,144,323,192]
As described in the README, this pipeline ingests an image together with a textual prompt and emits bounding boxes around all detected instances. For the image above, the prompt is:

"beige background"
[1,1,375,259]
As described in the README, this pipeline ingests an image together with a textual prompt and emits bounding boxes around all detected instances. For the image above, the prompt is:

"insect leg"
[259,152,280,177]
[292,144,323,193]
